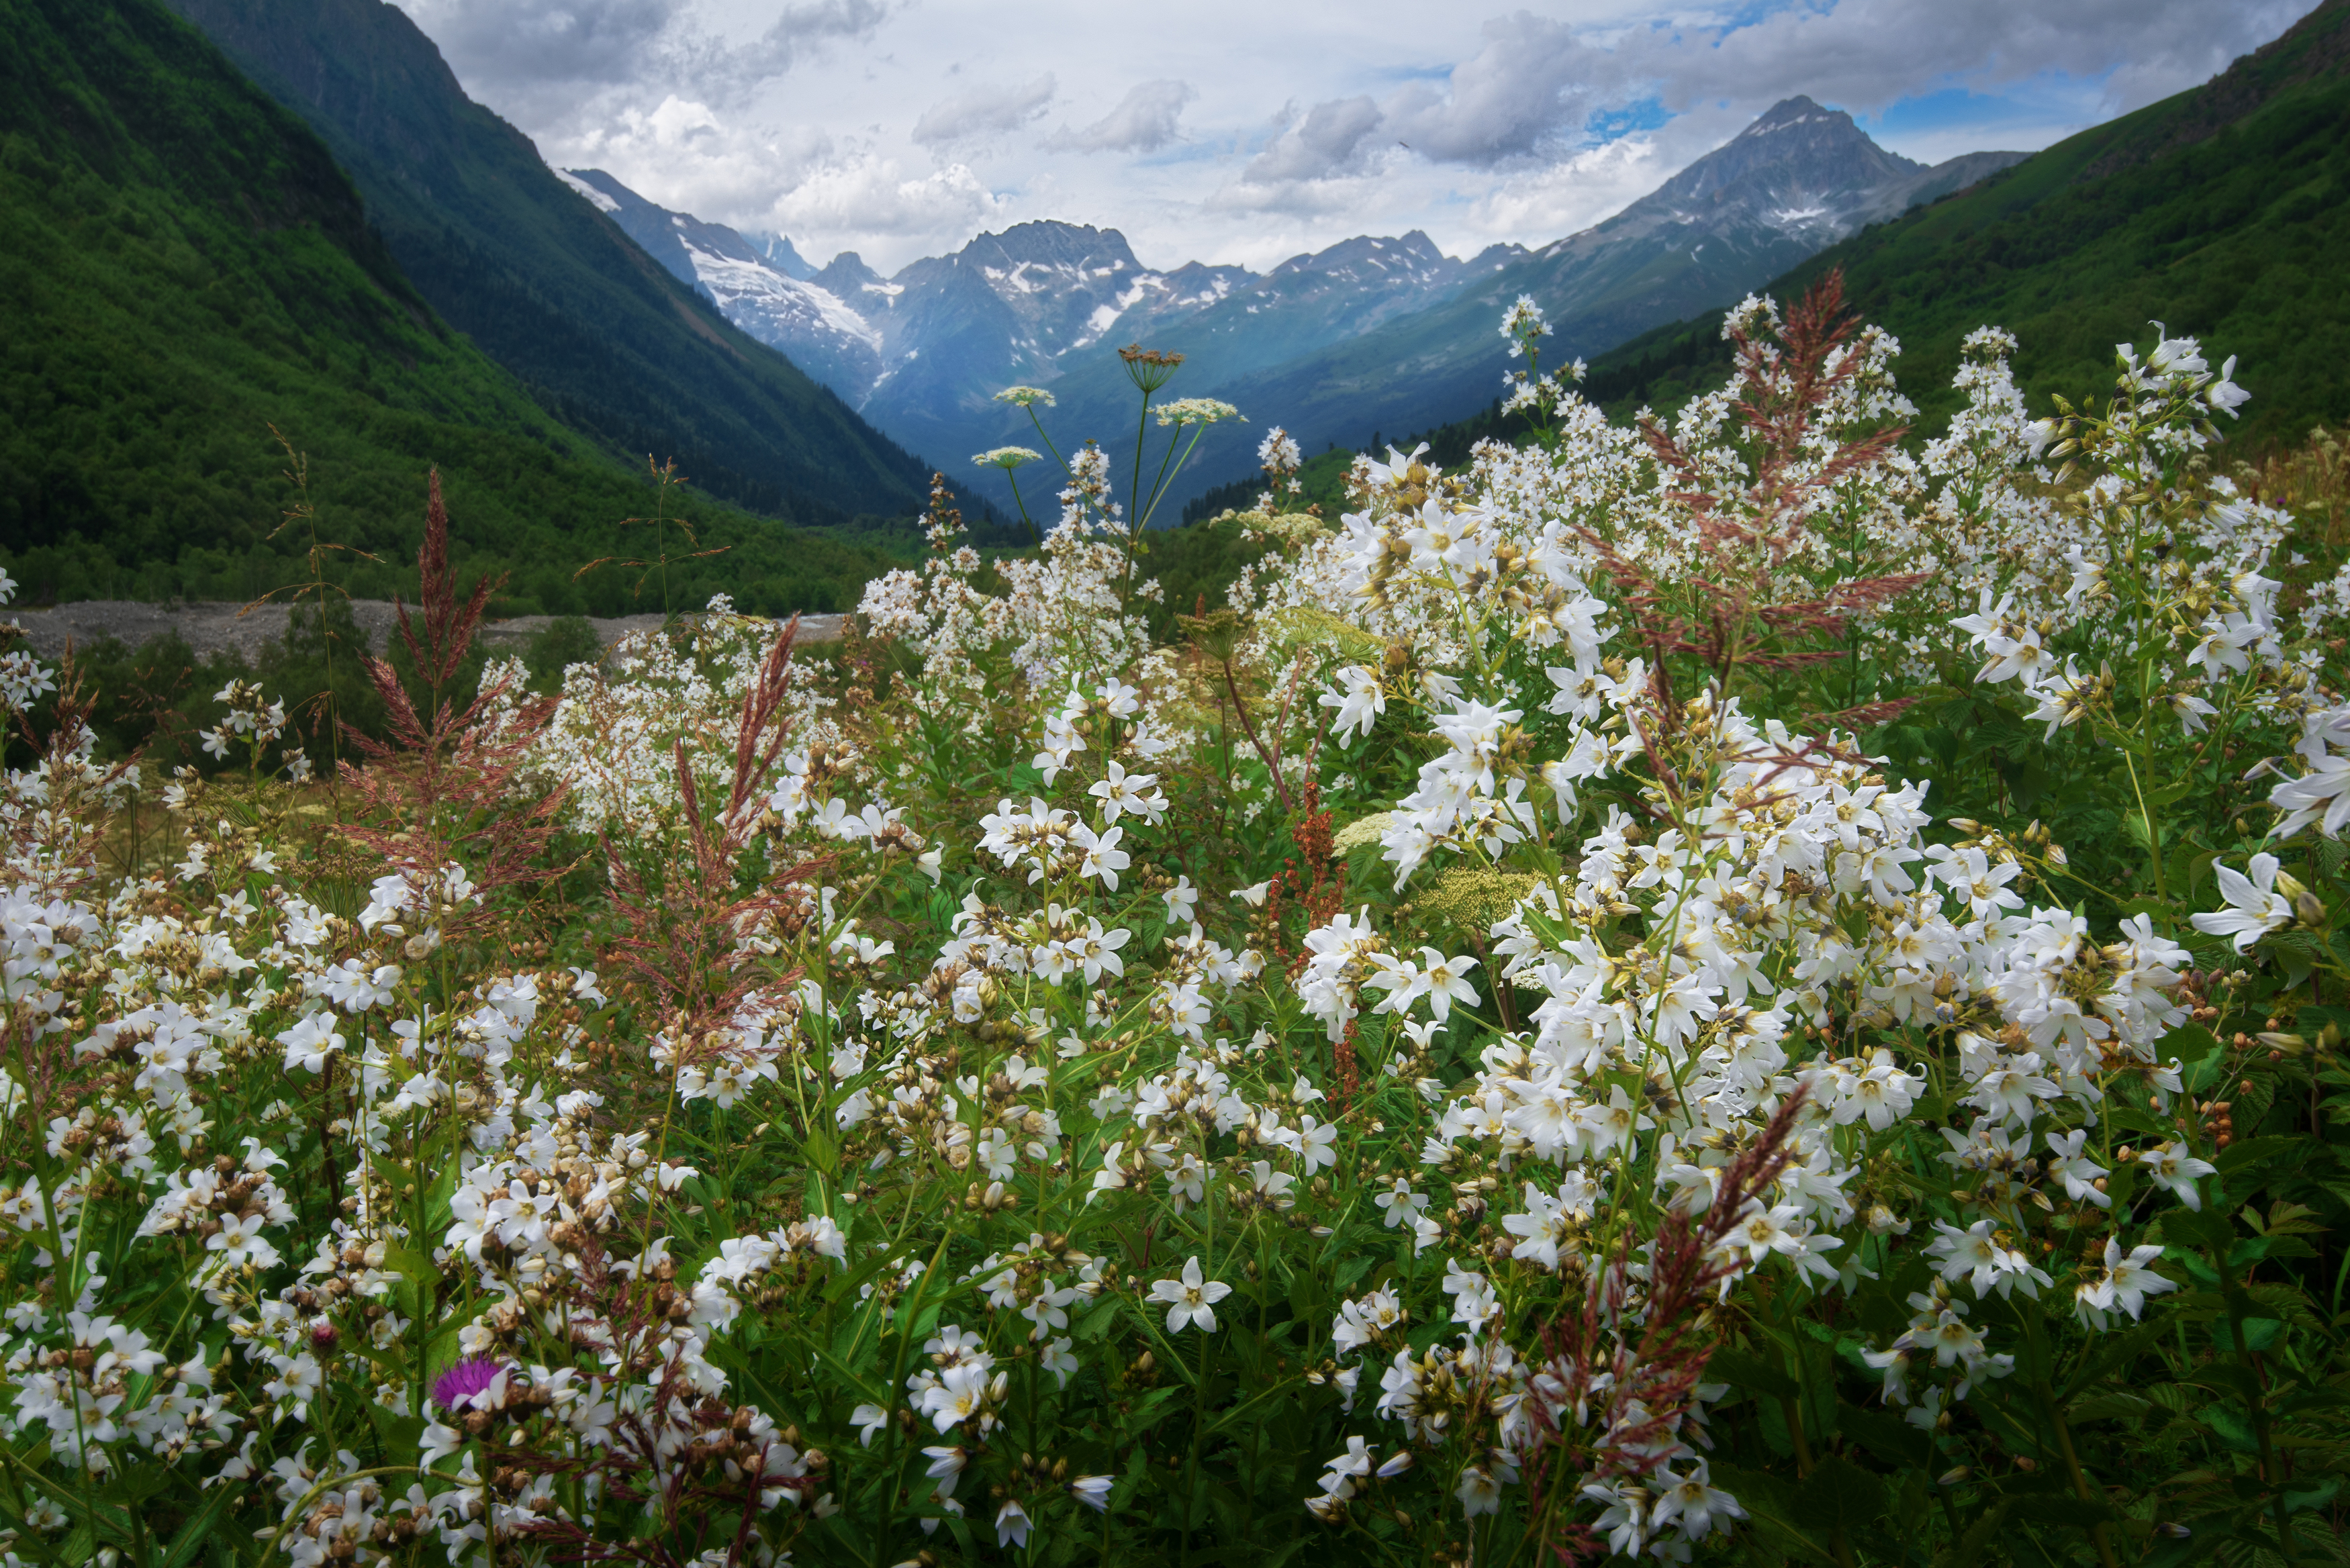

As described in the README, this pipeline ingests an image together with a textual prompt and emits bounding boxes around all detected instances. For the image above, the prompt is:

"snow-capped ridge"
[557,93,2022,516]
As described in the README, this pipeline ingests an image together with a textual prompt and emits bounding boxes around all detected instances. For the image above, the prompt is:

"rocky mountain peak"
[1646,97,1922,223]
[745,231,818,281]
[959,220,1143,280]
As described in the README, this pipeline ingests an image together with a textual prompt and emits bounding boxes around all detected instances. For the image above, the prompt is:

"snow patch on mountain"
[556,169,619,214]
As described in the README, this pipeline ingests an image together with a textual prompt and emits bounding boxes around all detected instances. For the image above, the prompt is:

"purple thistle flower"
[431,1357,506,1412]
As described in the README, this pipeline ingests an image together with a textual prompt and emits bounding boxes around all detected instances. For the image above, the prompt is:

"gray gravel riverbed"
[9,601,843,663]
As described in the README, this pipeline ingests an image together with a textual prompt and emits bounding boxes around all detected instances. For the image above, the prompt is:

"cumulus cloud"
[398,0,2318,271]
[911,75,1058,147]
[1462,133,1686,241]
[557,95,837,219]
[1044,79,1196,154]
[394,0,671,93]
[770,156,1010,240]
[393,0,888,117]
[1384,12,1605,166]
[1635,0,2310,121]
[1242,95,1388,185]
[1246,0,2311,191]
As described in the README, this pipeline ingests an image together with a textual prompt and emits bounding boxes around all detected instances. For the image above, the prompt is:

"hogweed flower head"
[1155,397,1241,428]
[974,446,1044,471]
[1117,344,1184,394]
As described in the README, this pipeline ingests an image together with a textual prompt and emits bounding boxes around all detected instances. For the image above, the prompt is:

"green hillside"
[165,0,939,526]
[1579,0,2350,447]
[0,0,890,616]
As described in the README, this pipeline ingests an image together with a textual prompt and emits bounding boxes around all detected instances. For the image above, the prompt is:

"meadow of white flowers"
[2,278,2343,1568]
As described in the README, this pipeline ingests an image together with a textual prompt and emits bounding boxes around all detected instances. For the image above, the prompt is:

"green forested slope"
[1580,0,2350,446]
[164,0,937,525]
[0,0,890,615]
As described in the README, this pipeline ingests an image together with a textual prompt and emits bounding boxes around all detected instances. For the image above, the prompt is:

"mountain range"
[566,98,2024,513]
[9,0,2340,627]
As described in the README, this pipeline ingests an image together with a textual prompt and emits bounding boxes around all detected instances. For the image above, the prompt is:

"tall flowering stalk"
[1606,271,1926,726]
[336,471,567,949]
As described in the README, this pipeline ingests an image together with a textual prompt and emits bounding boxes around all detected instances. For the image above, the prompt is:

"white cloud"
[558,95,835,220]
[768,156,1011,250]
[911,75,1057,147]
[397,0,2322,272]
[393,0,887,119]
[1045,79,1196,154]
[1241,95,1387,185]
[1383,12,1604,166]
[1462,132,1687,242]
[395,0,673,93]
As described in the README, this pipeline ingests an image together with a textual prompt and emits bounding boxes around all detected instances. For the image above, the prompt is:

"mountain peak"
[1742,96,1836,135]
[963,219,1141,270]
[1739,97,1842,137]
[1631,94,1924,226]
[745,231,818,281]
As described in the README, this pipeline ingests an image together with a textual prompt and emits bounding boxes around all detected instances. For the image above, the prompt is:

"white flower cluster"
[0,307,2318,1564]
[1260,322,2271,1542]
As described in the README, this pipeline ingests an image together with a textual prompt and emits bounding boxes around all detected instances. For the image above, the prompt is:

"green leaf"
[423,1154,460,1236]
[1710,1461,1835,1563]
[1839,1403,1932,1469]
[1789,1455,1887,1536]
[1119,1384,1186,1439]
[2167,1207,2235,1256]
[827,1304,882,1375]
[2116,894,2181,920]
[95,1465,169,1506]
[2210,1317,2284,1353]
[1932,1500,2011,1568]
[367,1400,426,1453]
[2008,1492,2112,1528]
[1707,1346,1799,1402]
[2214,1136,2303,1176]
[1074,1295,1121,1342]
[2066,1390,2155,1422]
[803,1338,884,1404]
[158,1477,247,1568]
[2196,1405,2263,1455]
[382,1242,440,1322]
[2284,1478,2342,1514]
[421,1316,465,1389]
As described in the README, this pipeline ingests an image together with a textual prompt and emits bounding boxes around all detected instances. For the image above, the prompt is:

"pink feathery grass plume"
[596,617,834,1036]
[335,469,570,938]
[430,1357,508,1412]
[1523,1087,1811,1561]
[1589,270,1924,720]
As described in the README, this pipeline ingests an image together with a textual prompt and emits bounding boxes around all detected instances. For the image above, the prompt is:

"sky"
[389,0,2318,276]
